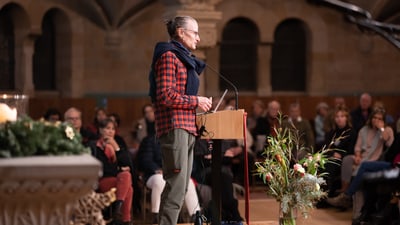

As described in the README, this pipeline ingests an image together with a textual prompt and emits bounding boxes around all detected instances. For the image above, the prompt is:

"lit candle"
[0,103,17,123]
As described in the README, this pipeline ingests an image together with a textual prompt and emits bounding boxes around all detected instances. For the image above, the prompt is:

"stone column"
[257,44,273,96]
[14,36,35,97]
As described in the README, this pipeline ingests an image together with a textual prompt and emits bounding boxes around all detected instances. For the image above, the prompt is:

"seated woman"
[327,132,400,224]
[326,107,394,210]
[90,118,133,225]
[322,105,357,197]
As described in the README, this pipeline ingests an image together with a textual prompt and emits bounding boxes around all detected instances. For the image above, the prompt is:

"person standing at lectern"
[148,15,212,225]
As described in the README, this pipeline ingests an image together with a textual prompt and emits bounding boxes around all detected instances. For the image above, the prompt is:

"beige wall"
[1,0,400,99]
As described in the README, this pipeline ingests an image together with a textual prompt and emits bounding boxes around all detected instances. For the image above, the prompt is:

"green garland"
[0,116,90,158]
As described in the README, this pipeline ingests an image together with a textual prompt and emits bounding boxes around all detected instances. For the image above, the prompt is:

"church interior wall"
[1,0,400,132]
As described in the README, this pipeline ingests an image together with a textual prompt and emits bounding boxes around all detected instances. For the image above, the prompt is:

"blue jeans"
[345,161,392,196]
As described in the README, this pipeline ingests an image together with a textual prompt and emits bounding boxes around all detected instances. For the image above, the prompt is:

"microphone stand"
[206,65,239,110]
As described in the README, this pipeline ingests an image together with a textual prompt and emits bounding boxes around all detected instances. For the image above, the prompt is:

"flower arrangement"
[0,116,90,158]
[255,114,336,225]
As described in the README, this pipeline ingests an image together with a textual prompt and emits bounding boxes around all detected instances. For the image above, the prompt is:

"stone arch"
[219,17,259,92]
[271,18,309,93]
[216,0,279,43]
[211,0,282,96]
[34,8,72,96]
[0,5,16,90]
[0,3,32,94]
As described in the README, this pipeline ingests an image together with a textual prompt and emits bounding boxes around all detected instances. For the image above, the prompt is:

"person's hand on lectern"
[197,96,212,112]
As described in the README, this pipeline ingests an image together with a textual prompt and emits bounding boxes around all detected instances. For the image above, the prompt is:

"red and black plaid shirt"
[154,51,199,138]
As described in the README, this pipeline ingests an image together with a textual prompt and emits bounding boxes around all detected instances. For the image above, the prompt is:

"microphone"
[206,65,239,110]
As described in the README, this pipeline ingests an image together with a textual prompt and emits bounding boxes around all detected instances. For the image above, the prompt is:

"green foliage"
[0,116,90,158]
[254,113,340,218]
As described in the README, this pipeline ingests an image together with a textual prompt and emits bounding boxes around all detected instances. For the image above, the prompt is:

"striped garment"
[154,51,199,137]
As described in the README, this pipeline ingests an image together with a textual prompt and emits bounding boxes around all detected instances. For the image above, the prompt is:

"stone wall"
[1,0,399,98]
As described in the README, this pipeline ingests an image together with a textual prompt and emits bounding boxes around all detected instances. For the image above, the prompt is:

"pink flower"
[294,163,305,176]
[265,172,273,182]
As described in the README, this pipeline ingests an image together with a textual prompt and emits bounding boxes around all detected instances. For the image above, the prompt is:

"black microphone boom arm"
[206,65,239,110]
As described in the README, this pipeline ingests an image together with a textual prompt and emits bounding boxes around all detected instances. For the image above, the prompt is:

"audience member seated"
[64,107,97,146]
[225,96,236,110]
[327,132,400,224]
[137,133,201,224]
[373,100,395,130]
[108,112,128,150]
[350,93,373,133]
[132,104,156,144]
[89,118,133,225]
[282,102,315,159]
[314,101,329,150]
[338,107,394,195]
[323,96,346,133]
[326,107,395,222]
[43,107,62,123]
[247,99,269,156]
[321,105,357,198]
[192,139,244,223]
[87,107,108,137]
[265,100,281,137]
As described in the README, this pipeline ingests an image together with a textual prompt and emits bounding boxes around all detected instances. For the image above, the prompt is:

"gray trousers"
[341,154,355,183]
[158,129,195,225]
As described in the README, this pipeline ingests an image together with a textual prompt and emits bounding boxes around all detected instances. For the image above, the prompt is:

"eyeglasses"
[65,117,81,121]
[183,28,199,37]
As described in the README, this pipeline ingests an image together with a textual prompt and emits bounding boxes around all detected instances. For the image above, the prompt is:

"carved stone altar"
[0,154,102,225]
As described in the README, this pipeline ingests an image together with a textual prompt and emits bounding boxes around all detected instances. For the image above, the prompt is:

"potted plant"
[0,102,102,225]
[255,114,339,225]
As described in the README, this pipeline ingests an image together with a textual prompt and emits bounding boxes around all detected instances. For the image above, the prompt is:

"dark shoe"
[326,192,352,208]
[112,200,124,221]
[315,199,331,209]
[194,210,203,225]
[152,213,159,224]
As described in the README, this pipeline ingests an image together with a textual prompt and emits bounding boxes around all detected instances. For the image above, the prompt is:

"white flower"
[315,183,320,191]
[65,126,75,140]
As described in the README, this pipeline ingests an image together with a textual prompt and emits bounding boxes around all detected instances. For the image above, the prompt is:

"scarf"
[148,40,206,102]
[96,138,116,163]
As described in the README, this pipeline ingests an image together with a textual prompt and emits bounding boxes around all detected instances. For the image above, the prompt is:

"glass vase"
[279,203,297,225]
[0,94,29,121]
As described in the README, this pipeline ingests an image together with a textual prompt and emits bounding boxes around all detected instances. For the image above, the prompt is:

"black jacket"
[89,140,133,177]
[137,135,162,182]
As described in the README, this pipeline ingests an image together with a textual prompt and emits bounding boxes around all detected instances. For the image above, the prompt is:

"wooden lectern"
[196,109,245,140]
[196,109,246,225]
